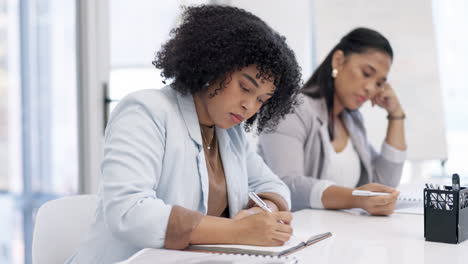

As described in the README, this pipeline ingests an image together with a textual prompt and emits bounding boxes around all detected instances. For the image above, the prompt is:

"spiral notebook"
[394,194,423,214]
[187,232,332,256]
[117,248,298,264]
[344,193,423,215]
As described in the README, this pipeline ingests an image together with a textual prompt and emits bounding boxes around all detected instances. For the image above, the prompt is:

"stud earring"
[331,68,338,78]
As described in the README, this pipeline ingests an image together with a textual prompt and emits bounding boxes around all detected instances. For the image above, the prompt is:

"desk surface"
[123,209,468,264]
[293,209,467,264]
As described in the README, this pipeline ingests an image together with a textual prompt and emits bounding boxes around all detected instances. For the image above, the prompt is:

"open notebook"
[117,248,298,264]
[187,232,332,256]
[343,193,423,215]
[394,194,423,214]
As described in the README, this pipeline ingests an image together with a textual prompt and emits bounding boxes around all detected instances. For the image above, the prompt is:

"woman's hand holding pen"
[232,199,279,220]
[371,83,405,118]
[355,183,400,216]
[232,207,263,220]
[232,211,293,246]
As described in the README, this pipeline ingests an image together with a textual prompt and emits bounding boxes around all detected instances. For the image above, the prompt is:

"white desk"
[122,209,468,264]
[292,209,467,264]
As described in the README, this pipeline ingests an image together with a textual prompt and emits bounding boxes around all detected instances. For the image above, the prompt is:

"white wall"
[229,0,314,79]
[313,0,447,161]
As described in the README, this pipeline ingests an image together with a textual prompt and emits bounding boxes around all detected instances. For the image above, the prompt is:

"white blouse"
[309,137,362,209]
[324,139,361,188]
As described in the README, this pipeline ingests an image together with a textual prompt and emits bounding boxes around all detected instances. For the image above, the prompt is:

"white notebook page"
[116,248,297,264]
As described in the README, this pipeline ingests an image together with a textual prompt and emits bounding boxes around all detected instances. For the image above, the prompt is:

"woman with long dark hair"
[259,27,406,215]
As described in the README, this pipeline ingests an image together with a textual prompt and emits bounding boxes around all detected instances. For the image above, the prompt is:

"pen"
[248,192,298,240]
[248,192,285,224]
[351,190,391,197]
[426,183,440,209]
[452,174,460,192]
[436,184,448,210]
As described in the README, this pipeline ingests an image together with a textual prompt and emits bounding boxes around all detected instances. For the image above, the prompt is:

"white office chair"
[32,195,98,264]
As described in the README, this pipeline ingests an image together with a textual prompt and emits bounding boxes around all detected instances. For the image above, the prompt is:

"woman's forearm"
[189,195,288,245]
[321,185,360,209]
[385,108,407,151]
[189,215,239,245]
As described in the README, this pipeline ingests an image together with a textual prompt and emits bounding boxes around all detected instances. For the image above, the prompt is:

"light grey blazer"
[66,86,291,264]
[258,95,406,211]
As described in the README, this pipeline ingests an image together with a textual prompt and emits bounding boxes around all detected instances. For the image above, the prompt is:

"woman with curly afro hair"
[66,5,302,264]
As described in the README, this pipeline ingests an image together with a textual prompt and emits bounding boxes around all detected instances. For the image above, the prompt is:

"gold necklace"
[200,126,214,150]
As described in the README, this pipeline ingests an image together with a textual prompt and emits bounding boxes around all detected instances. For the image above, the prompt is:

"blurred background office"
[0,0,467,263]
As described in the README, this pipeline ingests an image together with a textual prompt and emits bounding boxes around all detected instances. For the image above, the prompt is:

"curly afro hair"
[153,5,302,133]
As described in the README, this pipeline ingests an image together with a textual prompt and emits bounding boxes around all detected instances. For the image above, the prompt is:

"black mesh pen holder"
[424,186,468,244]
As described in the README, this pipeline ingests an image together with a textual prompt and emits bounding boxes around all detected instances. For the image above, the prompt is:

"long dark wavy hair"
[302,27,393,139]
[153,5,302,133]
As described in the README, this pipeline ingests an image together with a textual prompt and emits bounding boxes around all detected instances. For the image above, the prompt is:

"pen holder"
[424,186,468,244]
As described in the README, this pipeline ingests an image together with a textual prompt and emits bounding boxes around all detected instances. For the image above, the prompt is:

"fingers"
[370,83,396,109]
[275,221,293,234]
[267,212,294,241]
[272,231,292,243]
[271,223,293,243]
[370,91,384,107]
[369,201,397,215]
[255,212,294,245]
[272,211,293,224]
[374,91,389,106]
[235,211,295,247]
[271,239,288,246]
[362,183,396,193]
[368,192,399,206]
[358,183,400,215]
[365,190,399,216]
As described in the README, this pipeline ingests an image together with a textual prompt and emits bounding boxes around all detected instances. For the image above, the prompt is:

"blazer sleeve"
[240,129,292,211]
[258,107,334,211]
[369,142,406,187]
[100,99,200,249]
[355,111,406,187]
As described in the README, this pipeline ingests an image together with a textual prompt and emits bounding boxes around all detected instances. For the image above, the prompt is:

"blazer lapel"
[176,92,203,147]
[311,97,331,180]
[317,120,331,180]
[175,92,209,213]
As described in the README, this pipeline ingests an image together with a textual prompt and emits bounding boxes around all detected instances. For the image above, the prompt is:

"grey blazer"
[258,95,406,211]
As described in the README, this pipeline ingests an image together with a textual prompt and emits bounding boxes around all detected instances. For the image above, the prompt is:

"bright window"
[107,0,208,113]
[432,0,468,180]
[0,0,79,263]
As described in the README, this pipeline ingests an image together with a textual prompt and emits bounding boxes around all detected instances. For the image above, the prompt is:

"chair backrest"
[32,195,98,264]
